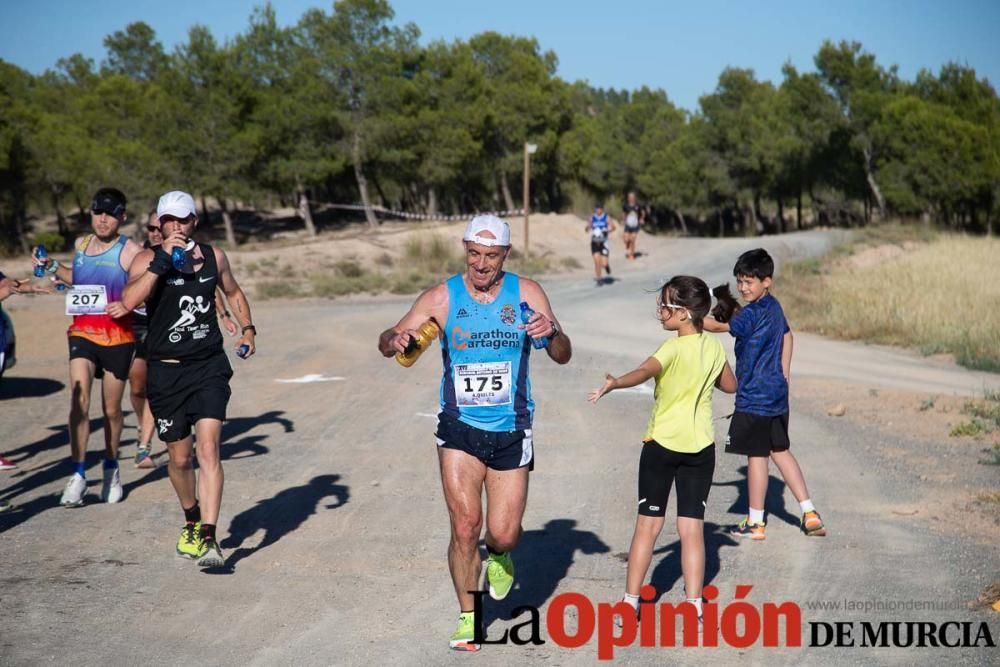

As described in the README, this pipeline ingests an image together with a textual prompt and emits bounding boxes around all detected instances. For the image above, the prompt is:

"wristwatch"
[242,324,257,336]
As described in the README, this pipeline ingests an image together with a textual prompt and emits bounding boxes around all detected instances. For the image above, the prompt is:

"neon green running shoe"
[176,522,203,559]
[486,551,515,600]
[448,612,480,652]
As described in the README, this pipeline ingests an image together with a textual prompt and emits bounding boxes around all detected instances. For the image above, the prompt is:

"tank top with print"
[440,273,534,432]
[67,234,134,346]
[590,213,610,241]
[144,244,223,362]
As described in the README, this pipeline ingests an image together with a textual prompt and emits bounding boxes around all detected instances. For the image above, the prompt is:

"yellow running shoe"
[448,612,480,652]
[176,522,203,559]
[486,552,515,600]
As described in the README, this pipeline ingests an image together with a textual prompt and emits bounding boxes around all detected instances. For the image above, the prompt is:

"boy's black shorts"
[725,411,790,456]
[637,441,715,519]
[68,337,135,381]
[147,353,233,443]
[435,412,533,471]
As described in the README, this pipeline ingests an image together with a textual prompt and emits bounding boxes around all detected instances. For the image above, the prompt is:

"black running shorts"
[590,240,609,256]
[637,441,715,519]
[725,411,790,456]
[68,336,135,381]
[435,412,533,471]
[147,353,233,443]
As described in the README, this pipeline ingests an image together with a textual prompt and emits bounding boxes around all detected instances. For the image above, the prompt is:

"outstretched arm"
[588,356,662,403]
[703,316,730,333]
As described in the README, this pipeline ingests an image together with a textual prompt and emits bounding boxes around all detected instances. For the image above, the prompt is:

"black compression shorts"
[637,441,715,519]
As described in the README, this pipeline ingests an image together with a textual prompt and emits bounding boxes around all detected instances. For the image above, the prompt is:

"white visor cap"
[463,214,511,247]
[156,191,197,219]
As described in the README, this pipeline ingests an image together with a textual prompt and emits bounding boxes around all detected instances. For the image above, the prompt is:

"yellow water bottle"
[395,318,441,367]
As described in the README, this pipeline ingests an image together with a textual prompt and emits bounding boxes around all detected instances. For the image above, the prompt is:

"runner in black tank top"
[122,190,257,569]
[145,243,224,361]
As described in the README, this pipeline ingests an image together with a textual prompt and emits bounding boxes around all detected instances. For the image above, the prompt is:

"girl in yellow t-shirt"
[589,275,736,626]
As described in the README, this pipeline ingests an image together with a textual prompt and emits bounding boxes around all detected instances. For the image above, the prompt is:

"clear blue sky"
[1,0,997,111]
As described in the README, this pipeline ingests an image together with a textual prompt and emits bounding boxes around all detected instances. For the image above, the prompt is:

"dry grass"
[778,231,1000,372]
[253,232,571,300]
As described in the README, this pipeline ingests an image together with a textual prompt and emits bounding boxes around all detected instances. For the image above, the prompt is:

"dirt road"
[1,229,997,665]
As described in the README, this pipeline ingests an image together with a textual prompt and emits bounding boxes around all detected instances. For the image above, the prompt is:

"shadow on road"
[222,410,294,442]
[714,465,801,528]
[201,474,350,574]
[646,522,739,602]
[0,411,292,534]
[480,518,610,638]
[3,417,102,463]
[0,377,65,400]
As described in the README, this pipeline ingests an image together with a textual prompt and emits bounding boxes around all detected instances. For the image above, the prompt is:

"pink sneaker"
[0,455,16,470]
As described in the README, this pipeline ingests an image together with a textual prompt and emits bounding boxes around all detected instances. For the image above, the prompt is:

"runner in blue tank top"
[33,187,143,508]
[379,214,572,651]
[585,203,617,286]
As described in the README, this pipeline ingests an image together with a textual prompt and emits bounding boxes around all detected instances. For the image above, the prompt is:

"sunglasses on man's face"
[92,208,118,217]
[146,225,163,233]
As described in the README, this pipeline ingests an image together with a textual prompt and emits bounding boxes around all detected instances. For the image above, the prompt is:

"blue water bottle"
[34,245,47,277]
[236,344,250,359]
[171,245,186,270]
[519,301,549,350]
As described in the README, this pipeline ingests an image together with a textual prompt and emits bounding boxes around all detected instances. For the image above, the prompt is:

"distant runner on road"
[622,191,645,261]
[586,203,617,286]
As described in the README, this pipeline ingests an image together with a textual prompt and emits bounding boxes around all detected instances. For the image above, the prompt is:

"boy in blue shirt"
[706,249,826,540]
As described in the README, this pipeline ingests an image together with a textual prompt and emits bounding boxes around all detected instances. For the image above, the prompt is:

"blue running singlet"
[590,212,610,240]
[440,273,533,432]
[68,234,134,346]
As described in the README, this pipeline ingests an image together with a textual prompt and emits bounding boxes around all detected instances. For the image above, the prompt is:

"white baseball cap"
[156,191,197,219]
[463,214,511,247]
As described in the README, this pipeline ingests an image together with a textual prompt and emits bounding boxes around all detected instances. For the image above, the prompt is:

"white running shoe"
[101,466,123,504]
[60,473,87,507]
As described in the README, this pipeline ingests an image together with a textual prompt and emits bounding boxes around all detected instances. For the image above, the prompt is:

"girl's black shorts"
[637,441,715,519]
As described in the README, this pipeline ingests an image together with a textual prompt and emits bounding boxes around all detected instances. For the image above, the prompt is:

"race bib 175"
[454,361,513,407]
